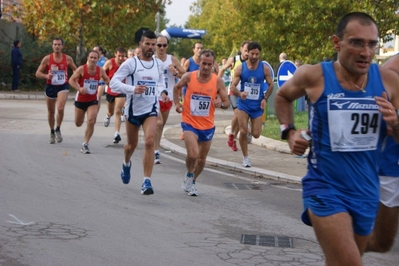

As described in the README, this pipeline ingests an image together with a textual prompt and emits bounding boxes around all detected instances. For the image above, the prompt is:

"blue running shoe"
[141,179,154,195]
[120,161,131,184]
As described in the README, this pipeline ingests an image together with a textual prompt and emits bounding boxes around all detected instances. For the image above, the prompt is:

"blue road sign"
[161,28,206,39]
[277,60,297,88]
[262,61,274,94]
[262,61,274,81]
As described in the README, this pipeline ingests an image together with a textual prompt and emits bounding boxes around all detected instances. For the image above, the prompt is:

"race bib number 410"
[328,98,381,152]
[83,79,99,95]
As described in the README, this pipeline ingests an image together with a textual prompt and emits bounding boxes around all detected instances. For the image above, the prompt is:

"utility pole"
[155,11,160,34]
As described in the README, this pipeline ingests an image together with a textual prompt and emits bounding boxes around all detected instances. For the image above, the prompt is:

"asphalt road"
[0,98,398,266]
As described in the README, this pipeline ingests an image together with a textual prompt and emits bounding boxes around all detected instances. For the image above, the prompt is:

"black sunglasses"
[157,44,168,48]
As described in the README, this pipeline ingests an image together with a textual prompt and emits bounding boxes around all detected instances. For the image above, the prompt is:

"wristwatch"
[280,124,296,140]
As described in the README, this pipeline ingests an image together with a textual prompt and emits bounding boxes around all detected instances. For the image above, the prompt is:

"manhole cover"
[223,182,264,190]
[241,234,293,248]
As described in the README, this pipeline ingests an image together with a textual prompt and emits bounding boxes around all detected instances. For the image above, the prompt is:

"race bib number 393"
[327,98,381,152]
[190,94,211,116]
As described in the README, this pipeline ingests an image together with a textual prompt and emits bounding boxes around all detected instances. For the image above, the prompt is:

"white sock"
[143,177,150,182]
[124,161,131,167]
[114,132,119,137]
[154,150,159,154]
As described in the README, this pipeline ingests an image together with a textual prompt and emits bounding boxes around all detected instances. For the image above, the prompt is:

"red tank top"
[106,58,121,96]
[75,64,101,102]
[182,71,218,130]
[46,53,69,85]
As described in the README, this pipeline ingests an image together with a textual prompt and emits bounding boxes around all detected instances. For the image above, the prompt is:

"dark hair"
[95,45,106,55]
[247,42,262,52]
[240,41,250,47]
[141,30,157,40]
[13,40,20,47]
[199,49,215,60]
[88,50,99,57]
[115,47,127,54]
[157,35,169,44]
[335,12,378,39]
[192,42,202,49]
[52,37,64,45]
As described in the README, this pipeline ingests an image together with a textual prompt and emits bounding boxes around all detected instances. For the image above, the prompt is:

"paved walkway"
[0,90,306,184]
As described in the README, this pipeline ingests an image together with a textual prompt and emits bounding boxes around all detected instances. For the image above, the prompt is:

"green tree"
[186,0,399,66]
[20,0,171,64]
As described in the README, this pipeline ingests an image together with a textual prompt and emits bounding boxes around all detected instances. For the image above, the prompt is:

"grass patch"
[262,111,309,141]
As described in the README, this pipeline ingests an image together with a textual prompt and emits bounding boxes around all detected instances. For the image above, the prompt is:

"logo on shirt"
[330,101,350,109]
[248,76,257,83]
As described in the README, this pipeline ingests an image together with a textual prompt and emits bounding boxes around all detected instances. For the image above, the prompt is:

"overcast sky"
[164,0,195,26]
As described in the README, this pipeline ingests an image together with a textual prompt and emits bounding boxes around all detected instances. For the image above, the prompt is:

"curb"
[160,125,302,184]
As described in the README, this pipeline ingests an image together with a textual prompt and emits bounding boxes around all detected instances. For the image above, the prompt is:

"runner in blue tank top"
[230,42,273,168]
[275,12,399,265]
[366,53,399,253]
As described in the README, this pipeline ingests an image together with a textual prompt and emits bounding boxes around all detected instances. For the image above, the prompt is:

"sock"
[186,172,194,178]
[192,180,196,184]
[124,161,131,167]
[143,177,150,182]
[55,126,60,132]
[51,129,55,134]
[114,132,119,137]
[154,150,159,154]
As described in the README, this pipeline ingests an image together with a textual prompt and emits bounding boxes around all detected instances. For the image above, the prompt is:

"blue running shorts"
[302,194,379,236]
[181,122,215,142]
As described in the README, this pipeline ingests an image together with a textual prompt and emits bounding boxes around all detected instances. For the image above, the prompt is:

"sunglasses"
[157,44,168,48]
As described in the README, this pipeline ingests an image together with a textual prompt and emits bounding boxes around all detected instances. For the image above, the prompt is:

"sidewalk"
[0,90,306,184]
[161,120,306,184]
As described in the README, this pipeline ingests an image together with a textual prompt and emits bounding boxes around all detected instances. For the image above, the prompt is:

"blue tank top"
[97,56,106,67]
[379,137,399,176]
[188,57,199,72]
[303,61,387,202]
[237,61,265,110]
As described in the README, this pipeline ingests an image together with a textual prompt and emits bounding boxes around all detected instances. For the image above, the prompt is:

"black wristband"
[280,124,296,140]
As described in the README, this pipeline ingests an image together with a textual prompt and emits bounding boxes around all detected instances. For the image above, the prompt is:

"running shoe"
[247,124,252,144]
[154,152,161,164]
[188,183,198,196]
[49,133,55,144]
[247,132,252,144]
[182,175,193,192]
[141,179,154,195]
[120,161,131,184]
[55,129,63,143]
[242,156,251,167]
[103,116,110,127]
[81,143,90,154]
[113,133,121,144]
[227,134,238,151]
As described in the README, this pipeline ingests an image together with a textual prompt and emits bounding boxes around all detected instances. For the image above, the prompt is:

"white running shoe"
[103,116,110,127]
[154,152,161,164]
[182,175,193,192]
[242,156,251,167]
[188,183,198,196]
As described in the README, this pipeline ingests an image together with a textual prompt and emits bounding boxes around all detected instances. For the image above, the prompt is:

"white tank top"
[125,56,164,116]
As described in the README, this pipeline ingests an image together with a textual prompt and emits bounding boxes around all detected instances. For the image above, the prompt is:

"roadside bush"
[0,32,76,91]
